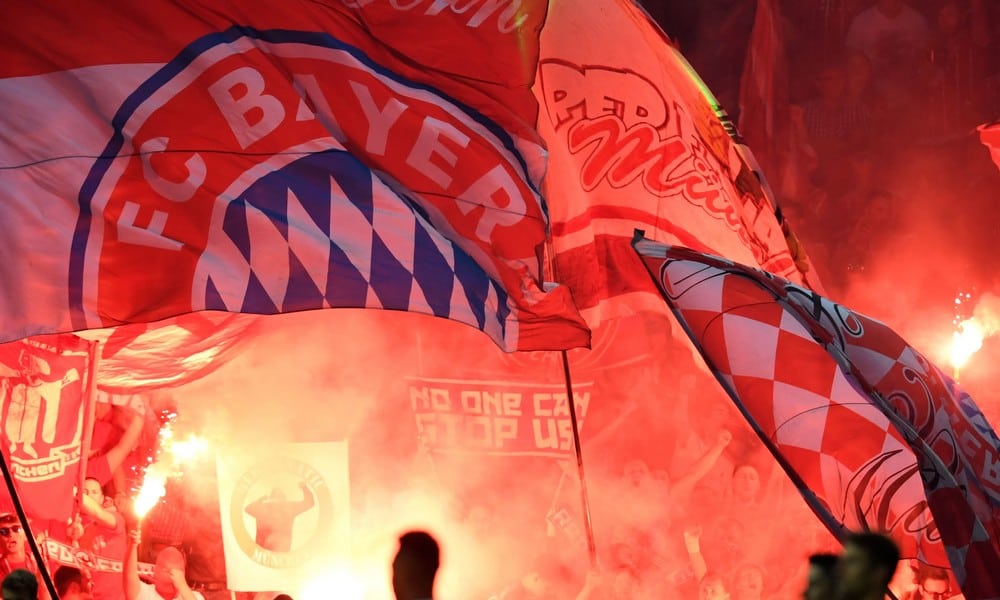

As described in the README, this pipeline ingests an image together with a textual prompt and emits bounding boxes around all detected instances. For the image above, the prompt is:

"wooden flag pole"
[559,350,598,569]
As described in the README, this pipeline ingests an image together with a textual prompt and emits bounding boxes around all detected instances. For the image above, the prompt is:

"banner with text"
[43,538,154,578]
[216,442,350,591]
[407,378,593,458]
[0,334,95,522]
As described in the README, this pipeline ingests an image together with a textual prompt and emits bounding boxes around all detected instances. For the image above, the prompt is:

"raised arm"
[672,430,732,500]
[683,526,708,582]
[123,529,142,600]
[81,493,118,529]
[102,407,144,474]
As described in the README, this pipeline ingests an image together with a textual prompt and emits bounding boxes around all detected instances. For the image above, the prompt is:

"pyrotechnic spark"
[133,421,211,518]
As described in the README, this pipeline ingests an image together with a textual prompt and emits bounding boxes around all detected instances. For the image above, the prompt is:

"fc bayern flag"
[632,233,1000,600]
[0,334,95,523]
[1,2,588,352]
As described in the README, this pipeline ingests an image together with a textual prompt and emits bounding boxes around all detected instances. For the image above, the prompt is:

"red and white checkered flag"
[633,233,1000,600]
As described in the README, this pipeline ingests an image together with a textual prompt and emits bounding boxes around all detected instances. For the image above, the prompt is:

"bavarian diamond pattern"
[633,239,1000,600]
[204,150,510,345]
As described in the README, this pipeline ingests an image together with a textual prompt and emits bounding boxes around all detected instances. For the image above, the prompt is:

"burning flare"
[133,462,168,519]
[951,320,985,371]
[132,422,210,518]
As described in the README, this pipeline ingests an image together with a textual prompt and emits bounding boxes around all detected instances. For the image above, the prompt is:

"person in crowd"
[123,529,204,600]
[699,572,731,600]
[798,62,874,189]
[53,566,92,600]
[87,404,145,497]
[837,532,900,600]
[900,566,951,600]
[1,569,38,600]
[392,531,439,600]
[925,1,992,137]
[70,477,126,600]
[845,0,929,79]
[804,553,839,600]
[0,515,42,587]
[731,564,766,600]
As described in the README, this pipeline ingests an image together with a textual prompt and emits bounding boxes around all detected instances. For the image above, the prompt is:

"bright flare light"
[951,320,984,372]
[169,434,208,464]
[133,422,211,518]
[298,567,368,600]
[134,463,168,519]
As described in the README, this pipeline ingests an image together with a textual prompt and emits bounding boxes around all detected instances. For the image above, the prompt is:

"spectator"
[731,563,766,600]
[901,566,951,600]
[799,62,874,186]
[75,477,126,600]
[0,515,41,583]
[804,553,839,600]
[123,529,204,600]
[837,532,900,600]
[845,0,930,79]
[53,566,91,600]
[392,531,439,600]
[699,572,731,600]
[1,569,38,600]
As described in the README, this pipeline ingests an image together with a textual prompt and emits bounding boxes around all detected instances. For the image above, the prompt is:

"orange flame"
[134,462,168,518]
[951,319,984,371]
[133,423,210,519]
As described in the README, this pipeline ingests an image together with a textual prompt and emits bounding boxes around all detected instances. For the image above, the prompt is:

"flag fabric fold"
[633,233,1000,600]
[0,1,588,352]
[533,0,819,328]
[0,333,96,523]
[980,121,1000,172]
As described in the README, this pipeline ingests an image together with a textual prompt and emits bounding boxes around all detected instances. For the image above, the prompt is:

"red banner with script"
[0,334,95,522]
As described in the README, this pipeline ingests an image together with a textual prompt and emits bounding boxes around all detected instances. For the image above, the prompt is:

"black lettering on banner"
[408,378,592,457]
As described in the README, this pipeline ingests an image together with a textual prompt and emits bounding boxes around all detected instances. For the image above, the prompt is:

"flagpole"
[77,342,101,516]
[542,233,599,568]
[559,350,598,569]
[0,454,58,600]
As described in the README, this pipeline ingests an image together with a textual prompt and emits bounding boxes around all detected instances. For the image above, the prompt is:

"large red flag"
[533,0,820,328]
[0,1,588,352]
[633,234,1000,600]
[0,334,95,523]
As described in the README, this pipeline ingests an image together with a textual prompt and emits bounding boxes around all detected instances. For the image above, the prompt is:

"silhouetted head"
[805,553,838,600]
[1,568,38,600]
[270,488,287,501]
[392,531,439,600]
[54,566,89,600]
[838,532,899,599]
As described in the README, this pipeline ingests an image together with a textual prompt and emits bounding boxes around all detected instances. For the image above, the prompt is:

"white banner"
[216,442,350,591]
